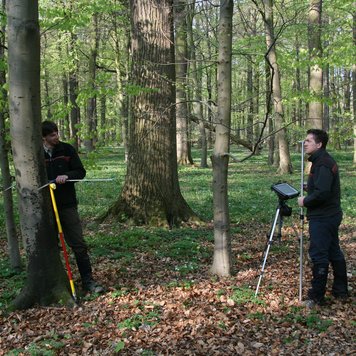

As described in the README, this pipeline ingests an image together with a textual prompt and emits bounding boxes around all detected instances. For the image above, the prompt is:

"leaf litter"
[0,222,354,355]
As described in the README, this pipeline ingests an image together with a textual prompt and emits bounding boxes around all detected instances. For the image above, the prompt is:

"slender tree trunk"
[62,74,70,140]
[112,14,130,161]
[0,0,21,270]
[308,0,323,129]
[266,60,274,165]
[7,0,72,310]
[353,9,356,163]
[295,32,302,132]
[42,34,52,120]
[206,25,215,150]
[99,94,106,144]
[69,34,80,151]
[323,15,330,132]
[211,0,233,277]
[187,2,208,168]
[103,0,198,226]
[84,13,99,152]
[343,69,351,113]
[263,0,292,174]
[175,0,193,165]
[247,56,254,143]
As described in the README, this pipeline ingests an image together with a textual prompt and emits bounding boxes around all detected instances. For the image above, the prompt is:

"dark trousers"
[58,207,93,283]
[308,212,347,301]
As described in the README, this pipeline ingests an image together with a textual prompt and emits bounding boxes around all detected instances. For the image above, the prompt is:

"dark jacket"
[304,149,341,219]
[44,141,86,209]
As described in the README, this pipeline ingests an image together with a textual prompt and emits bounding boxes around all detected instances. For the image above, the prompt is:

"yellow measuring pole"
[49,183,77,301]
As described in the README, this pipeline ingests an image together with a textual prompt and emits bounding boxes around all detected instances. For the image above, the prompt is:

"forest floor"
[0,219,355,355]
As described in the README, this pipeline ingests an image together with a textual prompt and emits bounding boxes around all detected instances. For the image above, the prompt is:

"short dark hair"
[307,129,328,149]
[42,120,58,137]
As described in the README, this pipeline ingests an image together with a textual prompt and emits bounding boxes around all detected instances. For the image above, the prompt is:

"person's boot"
[82,278,105,294]
[76,254,104,293]
[331,259,348,299]
[305,263,329,307]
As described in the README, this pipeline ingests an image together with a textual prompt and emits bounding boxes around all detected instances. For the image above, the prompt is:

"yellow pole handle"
[49,183,63,234]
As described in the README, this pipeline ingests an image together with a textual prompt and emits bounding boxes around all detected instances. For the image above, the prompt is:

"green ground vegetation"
[0,147,355,308]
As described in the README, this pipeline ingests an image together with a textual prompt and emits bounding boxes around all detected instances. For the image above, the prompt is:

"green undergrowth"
[87,226,212,269]
[0,147,355,309]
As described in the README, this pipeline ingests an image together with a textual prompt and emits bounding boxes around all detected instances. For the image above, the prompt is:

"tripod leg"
[277,216,283,243]
[255,208,280,297]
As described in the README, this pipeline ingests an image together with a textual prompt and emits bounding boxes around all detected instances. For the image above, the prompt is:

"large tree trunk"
[263,0,292,174]
[211,0,233,277]
[0,0,21,270]
[7,0,72,310]
[103,0,198,227]
[308,0,323,129]
[175,0,193,165]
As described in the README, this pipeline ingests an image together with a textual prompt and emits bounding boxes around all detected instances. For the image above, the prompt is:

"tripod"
[255,199,291,297]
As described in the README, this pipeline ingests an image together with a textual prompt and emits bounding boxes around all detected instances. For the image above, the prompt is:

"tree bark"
[175,0,193,165]
[265,60,274,165]
[187,2,208,168]
[112,13,130,161]
[353,9,356,164]
[62,73,70,140]
[7,0,72,309]
[103,0,198,227]
[263,0,292,174]
[211,0,233,277]
[308,0,323,129]
[84,13,99,152]
[0,0,21,270]
[69,33,80,152]
[246,55,254,143]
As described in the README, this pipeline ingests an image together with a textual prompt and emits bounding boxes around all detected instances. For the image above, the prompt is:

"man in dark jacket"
[42,120,103,294]
[298,129,348,307]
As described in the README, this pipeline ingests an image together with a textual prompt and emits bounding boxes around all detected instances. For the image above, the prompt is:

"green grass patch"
[117,309,161,330]
[230,286,265,305]
[283,307,333,332]
[6,334,65,356]
[247,311,266,320]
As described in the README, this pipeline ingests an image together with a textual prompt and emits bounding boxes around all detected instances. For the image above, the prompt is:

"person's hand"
[56,175,68,184]
[298,196,304,207]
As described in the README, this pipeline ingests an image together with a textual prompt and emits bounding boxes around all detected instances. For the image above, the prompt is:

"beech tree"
[175,0,193,165]
[83,12,99,152]
[353,9,356,164]
[0,0,21,270]
[187,2,208,168]
[211,0,233,276]
[308,0,323,129]
[261,0,292,173]
[7,0,71,309]
[103,0,198,226]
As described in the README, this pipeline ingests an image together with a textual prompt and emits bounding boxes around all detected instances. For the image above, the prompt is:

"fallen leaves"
[0,223,355,355]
